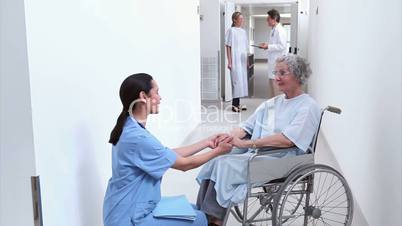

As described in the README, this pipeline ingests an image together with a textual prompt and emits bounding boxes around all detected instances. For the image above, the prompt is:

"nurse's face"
[274,62,300,93]
[146,80,161,114]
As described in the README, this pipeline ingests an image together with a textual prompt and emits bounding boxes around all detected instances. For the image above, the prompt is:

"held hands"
[216,136,233,155]
[206,133,230,149]
[208,134,252,150]
[206,133,233,154]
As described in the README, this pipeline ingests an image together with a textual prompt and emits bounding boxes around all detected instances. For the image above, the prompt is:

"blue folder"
[153,195,197,221]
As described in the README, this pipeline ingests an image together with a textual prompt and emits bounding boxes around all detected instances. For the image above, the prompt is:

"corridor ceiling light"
[252,13,291,18]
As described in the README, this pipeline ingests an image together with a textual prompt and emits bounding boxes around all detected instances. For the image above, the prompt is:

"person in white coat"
[260,9,288,97]
[226,11,249,112]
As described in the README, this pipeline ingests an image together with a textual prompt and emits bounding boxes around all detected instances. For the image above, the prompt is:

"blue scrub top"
[103,117,177,226]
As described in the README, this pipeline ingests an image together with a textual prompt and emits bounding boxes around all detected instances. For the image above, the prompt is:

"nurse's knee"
[194,210,208,225]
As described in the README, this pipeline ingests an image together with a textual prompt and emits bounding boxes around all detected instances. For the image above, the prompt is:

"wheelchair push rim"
[273,164,354,226]
[232,186,276,225]
[230,183,305,225]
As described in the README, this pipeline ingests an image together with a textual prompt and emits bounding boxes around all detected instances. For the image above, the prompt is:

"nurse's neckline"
[130,116,146,129]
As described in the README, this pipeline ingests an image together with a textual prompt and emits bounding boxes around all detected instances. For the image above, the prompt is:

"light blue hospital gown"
[103,117,207,226]
[196,94,320,208]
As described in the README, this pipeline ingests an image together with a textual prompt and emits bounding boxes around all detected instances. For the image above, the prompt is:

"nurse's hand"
[206,133,232,149]
[228,63,232,70]
[216,137,233,155]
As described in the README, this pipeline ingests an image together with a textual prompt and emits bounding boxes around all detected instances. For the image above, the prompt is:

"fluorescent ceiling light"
[252,13,291,18]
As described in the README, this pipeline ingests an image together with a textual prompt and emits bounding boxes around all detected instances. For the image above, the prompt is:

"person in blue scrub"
[103,73,233,226]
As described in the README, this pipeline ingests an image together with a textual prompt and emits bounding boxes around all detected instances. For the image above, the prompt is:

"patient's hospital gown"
[196,94,320,208]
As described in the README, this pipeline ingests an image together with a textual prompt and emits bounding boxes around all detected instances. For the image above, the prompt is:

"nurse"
[226,11,249,112]
[103,73,233,226]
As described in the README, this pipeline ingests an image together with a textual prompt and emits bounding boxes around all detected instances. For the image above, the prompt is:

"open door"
[221,1,235,101]
[290,2,299,55]
[0,1,38,225]
[296,0,310,58]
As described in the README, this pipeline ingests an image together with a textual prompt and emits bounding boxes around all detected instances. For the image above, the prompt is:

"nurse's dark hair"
[231,11,242,27]
[109,73,153,145]
[267,9,280,23]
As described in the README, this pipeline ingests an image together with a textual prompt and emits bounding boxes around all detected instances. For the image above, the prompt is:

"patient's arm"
[230,127,248,139]
[232,133,294,149]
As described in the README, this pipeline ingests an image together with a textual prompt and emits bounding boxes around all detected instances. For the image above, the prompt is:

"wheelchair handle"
[325,106,342,114]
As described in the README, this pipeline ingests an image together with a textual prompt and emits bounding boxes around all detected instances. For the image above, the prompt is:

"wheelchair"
[222,106,354,226]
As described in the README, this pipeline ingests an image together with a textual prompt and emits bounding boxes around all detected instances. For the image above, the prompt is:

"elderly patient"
[196,55,321,225]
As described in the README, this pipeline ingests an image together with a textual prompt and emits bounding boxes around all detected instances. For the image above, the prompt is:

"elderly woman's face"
[274,62,300,93]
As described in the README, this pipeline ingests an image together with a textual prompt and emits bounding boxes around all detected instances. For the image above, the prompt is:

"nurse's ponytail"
[109,73,153,145]
[231,11,242,27]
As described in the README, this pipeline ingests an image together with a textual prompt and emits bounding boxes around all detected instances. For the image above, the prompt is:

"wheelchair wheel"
[232,183,305,226]
[274,182,305,224]
[272,164,354,226]
[233,186,275,225]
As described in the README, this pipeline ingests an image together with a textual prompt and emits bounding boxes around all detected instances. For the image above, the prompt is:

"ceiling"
[240,4,292,16]
[229,0,296,4]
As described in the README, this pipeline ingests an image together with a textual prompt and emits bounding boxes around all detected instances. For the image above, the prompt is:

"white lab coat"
[267,23,288,79]
[225,27,249,98]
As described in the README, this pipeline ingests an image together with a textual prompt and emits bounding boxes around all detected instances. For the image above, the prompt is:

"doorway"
[228,2,297,100]
[199,0,309,121]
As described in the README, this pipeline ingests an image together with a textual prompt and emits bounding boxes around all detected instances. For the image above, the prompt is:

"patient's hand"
[231,137,248,148]
[206,133,232,149]
[216,136,233,155]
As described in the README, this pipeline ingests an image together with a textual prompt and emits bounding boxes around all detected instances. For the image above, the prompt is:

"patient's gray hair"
[276,55,312,84]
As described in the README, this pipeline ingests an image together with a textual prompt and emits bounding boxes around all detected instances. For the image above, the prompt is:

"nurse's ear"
[138,91,148,103]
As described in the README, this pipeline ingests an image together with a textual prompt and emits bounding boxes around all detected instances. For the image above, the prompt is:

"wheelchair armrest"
[255,146,300,155]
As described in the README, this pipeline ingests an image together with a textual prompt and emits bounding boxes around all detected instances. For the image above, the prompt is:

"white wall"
[307,0,402,225]
[20,0,201,225]
[0,0,37,226]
